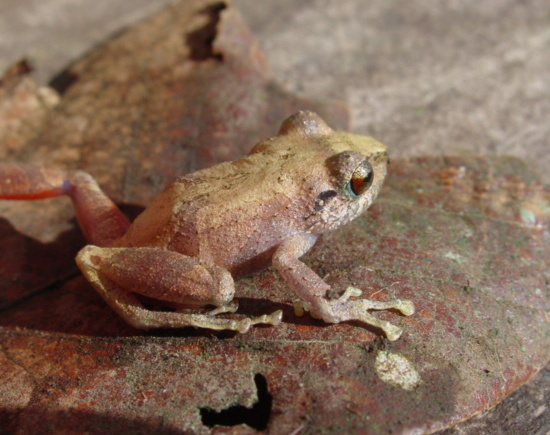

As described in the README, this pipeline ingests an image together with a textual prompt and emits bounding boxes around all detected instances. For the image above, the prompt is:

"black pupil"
[350,164,373,196]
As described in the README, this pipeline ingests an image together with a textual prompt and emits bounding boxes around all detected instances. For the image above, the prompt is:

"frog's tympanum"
[0,111,414,340]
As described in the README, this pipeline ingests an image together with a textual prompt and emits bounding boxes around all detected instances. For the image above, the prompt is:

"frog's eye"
[345,160,374,198]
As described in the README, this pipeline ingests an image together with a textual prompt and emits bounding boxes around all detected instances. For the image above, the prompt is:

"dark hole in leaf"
[49,69,79,95]
[200,373,272,430]
[186,2,227,61]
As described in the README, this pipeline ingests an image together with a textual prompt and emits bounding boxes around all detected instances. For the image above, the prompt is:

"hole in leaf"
[48,69,78,95]
[200,373,272,430]
[186,2,227,61]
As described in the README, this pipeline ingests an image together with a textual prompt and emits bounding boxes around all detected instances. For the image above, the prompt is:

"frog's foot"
[312,287,415,341]
[144,308,281,333]
[120,307,281,334]
[180,303,281,330]
[339,287,415,316]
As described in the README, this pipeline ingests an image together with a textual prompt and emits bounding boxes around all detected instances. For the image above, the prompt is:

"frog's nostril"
[90,255,102,266]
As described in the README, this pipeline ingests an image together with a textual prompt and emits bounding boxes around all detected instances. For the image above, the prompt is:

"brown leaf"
[1,155,549,433]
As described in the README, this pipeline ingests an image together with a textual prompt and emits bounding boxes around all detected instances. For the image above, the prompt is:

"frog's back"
[115,151,306,271]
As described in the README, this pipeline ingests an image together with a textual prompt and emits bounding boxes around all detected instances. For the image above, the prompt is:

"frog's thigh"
[75,245,252,332]
[77,245,235,306]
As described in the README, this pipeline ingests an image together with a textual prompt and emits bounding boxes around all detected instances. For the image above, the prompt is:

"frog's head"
[272,111,389,233]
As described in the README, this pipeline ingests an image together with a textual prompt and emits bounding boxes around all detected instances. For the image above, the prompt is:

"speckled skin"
[115,112,388,273]
[0,111,414,339]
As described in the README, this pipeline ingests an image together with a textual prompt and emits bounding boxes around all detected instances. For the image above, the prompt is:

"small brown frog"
[0,111,413,340]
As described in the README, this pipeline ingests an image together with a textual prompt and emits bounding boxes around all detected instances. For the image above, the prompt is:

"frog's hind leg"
[0,163,130,246]
[76,245,282,332]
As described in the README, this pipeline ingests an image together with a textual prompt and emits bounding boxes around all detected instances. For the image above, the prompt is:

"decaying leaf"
[1,154,548,433]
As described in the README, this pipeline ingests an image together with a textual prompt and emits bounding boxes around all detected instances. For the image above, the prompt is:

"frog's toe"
[268,309,283,325]
[396,299,415,316]
[250,310,283,327]
[208,301,239,315]
[235,318,253,333]
[382,323,404,342]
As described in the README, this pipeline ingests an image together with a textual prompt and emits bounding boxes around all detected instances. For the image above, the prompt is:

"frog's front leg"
[76,246,282,332]
[272,233,414,341]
